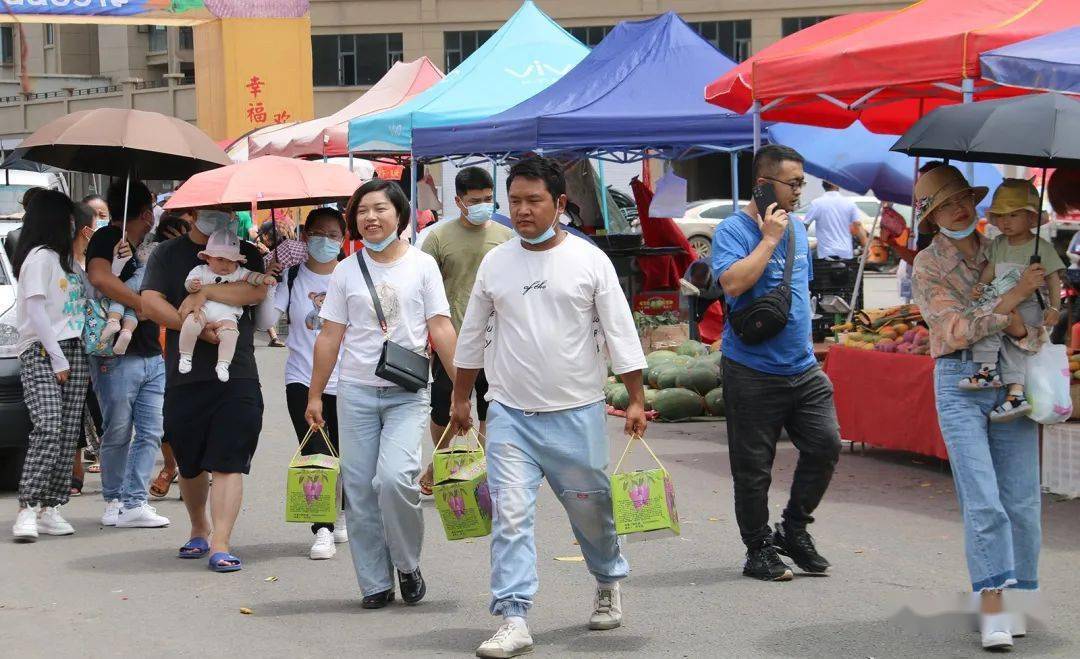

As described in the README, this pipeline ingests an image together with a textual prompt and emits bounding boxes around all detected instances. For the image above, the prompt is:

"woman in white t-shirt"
[306,179,457,609]
[270,207,348,561]
[11,191,89,542]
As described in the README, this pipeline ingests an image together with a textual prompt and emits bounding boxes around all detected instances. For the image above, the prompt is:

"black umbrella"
[890,92,1080,168]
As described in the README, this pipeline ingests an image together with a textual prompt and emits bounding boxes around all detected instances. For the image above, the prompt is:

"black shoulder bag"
[727,223,796,346]
[355,252,429,392]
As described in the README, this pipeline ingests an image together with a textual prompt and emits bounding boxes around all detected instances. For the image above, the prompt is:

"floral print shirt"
[911,232,1042,358]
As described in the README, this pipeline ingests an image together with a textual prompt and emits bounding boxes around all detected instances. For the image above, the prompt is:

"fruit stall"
[606,339,725,423]
[822,304,949,460]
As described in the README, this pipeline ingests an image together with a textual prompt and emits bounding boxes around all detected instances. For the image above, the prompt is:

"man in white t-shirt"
[450,157,647,659]
[803,181,865,260]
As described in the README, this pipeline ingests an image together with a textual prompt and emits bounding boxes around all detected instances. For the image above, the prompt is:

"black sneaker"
[398,567,426,605]
[743,543,794,581]
[361,589,395,609]
[773,523,831,574]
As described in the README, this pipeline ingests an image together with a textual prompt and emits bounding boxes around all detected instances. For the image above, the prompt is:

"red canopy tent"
[705,0,1080,136]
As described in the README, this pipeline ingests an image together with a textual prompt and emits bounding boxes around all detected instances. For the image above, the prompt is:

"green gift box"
[285,426,340,524]
[433,429,485,484]
[433,452,492,541]
[610,436,680,538]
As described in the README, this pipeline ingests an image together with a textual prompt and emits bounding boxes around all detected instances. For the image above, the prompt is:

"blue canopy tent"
[769,122,1003,212]
[980,26,1080,95]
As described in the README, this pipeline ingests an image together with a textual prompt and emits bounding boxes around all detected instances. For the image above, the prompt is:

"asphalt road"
[2,345,1079,658]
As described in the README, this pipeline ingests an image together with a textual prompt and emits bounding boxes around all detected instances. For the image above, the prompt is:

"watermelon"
[676,340,709,358]
[648,366,670,389]
[677,367,720,395]
[657,366,685,390]
[641,366,651,387]
[604,382,625,404]
[643,388,659,411]
[705,351,724,368]
[646,350,678,368]
[705,388,725,417]
[610,386,631,411]
[653,388,705,420]
[671,355,692,368]
[686,357,720,375]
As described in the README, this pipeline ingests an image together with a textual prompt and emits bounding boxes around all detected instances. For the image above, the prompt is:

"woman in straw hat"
[910,166,1047,652]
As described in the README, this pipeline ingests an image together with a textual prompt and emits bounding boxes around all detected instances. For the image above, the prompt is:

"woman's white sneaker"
[37,507,75,535]
[116,503,170,528]
[12,507,38,542]
[980,612,1014,651]
[333,512,348,543]
[310,528,336,560]
[589,583,623,630]
[476,620,533,658]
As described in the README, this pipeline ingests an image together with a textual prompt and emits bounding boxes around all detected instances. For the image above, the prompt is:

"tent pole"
[409,153,418,243]
[121,171,130,239]
[962,78,975,182]
[847,205,883,323]
[752,101,762,153]
[730,150,739,215]
[348,152,355,173]
[598,158,610,233]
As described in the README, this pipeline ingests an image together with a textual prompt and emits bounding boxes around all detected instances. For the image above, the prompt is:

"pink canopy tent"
[248,57,444,159]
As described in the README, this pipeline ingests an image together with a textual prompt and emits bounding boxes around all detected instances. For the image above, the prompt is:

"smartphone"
[752,182,778,220]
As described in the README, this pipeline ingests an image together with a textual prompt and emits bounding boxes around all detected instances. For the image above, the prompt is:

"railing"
[0,79,193,106]
[133,80,168,90]
[71,85,122,96]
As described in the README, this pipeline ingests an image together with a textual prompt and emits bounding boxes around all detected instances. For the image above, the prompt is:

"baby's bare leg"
[215,320,240,366]
[179,314,206,357]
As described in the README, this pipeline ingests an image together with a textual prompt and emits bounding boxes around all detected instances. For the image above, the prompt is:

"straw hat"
[198,228,247,263]
[913,164,988,232]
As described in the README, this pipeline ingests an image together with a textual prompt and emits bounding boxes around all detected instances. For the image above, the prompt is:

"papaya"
[657,366,686,390]
[676,340,709,358]
[677,367,721,395]
[704,387,725,417]
[653,388,705,421]
[646,350,678,368]
[610,385,631,411]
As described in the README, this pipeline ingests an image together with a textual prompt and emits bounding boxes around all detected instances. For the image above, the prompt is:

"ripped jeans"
[485,400,628,618]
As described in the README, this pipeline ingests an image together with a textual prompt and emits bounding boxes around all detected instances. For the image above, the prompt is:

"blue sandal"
[208,551,242,573]
[177,537,209,559]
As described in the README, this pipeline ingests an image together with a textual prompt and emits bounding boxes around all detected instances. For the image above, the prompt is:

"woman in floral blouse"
[910,166,1046,652]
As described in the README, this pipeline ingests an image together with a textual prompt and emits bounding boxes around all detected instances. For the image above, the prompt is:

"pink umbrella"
[164,156,364,212]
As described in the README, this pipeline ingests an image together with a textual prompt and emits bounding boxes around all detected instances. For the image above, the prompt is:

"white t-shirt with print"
[273,264,341,395]
[319,247,450,387]
[16,247,86,355]
[185,263,255,323]
[455,234,647,412]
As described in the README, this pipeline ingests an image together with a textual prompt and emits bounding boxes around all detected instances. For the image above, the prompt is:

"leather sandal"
[149,468,179,498]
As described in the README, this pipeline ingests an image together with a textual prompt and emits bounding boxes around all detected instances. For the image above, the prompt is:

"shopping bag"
[433,427,485,484]
[285,425,340,524]
[433,431,491,541]
[610,435,680,538]
[1026,333,1072,425]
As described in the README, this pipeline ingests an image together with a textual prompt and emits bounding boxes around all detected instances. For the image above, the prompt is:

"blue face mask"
[465,202,494,225]
[307,236,342,263]
[365,232,398,253]
[938,217,978,240]
[93,218,110,231]
[518,210,559,245]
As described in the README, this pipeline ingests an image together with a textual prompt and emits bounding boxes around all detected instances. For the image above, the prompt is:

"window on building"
[568,25,613,47]
[44,24,55,47]
[689,20,751,62]
[782,16,835,37]
[311,33,403,87]
[179,27,194,50]
[444,30,495,72]
[148,25,167,52]
[1,26,13,65]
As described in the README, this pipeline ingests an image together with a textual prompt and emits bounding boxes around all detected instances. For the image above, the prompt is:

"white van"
[0,169,69,236]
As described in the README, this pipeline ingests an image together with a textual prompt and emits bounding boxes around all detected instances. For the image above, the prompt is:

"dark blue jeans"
[722,358,841,548]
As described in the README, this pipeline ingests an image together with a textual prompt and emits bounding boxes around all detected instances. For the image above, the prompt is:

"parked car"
[671,199,743,259]
[0,169,69,246]
[0,243,29,491]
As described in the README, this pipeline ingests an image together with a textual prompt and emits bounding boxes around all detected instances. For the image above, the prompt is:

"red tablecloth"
[822,345,949,460]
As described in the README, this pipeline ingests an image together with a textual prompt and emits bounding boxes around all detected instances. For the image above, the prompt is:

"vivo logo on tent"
[505,61,574,82]
[388,124,407,136]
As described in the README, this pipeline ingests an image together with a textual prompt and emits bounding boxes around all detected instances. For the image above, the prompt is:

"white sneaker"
[37,507,75,535]
[13,507,38,542]
[309,527,336,560]
[333,512,348,544]
[101,500,121,526]
[1011,612,1027,638]
[589,582,623,630]
[215,362,230,382]
[178,353,193,374]
[116,503,170,528]
[981,612,1014,651]
[476,621,534,658]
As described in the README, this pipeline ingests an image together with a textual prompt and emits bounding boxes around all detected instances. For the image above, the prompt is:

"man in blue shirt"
[711,144,841,582]
[803,181,865,260]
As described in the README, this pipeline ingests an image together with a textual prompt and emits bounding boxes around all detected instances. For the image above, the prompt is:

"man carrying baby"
[141,210,270,573]
[86,179,170,529]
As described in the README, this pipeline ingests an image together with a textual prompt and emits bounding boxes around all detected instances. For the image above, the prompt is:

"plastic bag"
[1025,337,1072,425]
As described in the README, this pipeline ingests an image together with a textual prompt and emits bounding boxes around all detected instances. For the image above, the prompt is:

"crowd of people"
[6,146,1050,654]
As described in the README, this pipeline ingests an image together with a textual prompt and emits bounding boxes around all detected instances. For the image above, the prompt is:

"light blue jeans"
[337,380,429,596]
[107,264,144,321]
[934,356,1041,592]
[486,400,628,618]
[90,354,166,509]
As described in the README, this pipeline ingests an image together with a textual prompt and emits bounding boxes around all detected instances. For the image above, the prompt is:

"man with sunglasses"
[711,144,841,582]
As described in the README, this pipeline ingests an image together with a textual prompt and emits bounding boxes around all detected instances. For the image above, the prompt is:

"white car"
[672,199,743,259]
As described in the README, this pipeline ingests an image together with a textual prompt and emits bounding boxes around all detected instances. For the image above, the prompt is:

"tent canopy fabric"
[413,12,756,160]
[769,122,1002,211]
[347,1,588,154]
[249,58,444,159]
[705,0,1080,134]
[980,26,1080,95]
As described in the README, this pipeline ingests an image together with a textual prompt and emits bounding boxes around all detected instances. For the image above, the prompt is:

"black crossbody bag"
[355,252,429,392]
[727,223,796,346]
